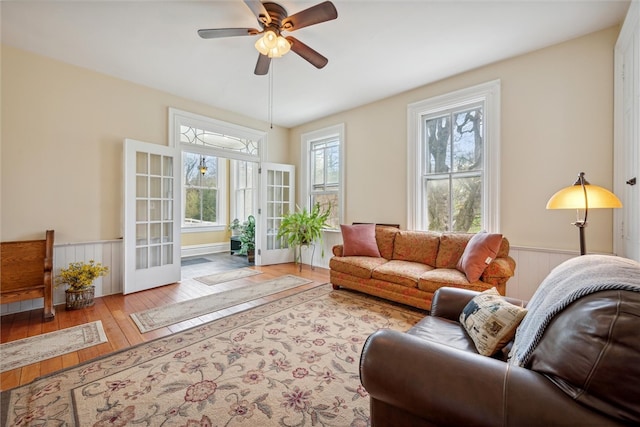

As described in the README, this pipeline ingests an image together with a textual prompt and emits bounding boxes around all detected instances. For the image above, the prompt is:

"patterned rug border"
[193,267,263,286]
[0,285,426,427]
[130,274,313,333]
[0,321,107,373]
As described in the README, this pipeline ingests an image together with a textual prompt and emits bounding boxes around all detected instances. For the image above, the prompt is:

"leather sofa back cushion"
[375,226,400,260]
[393,231,440,266]
[528,290,640,422]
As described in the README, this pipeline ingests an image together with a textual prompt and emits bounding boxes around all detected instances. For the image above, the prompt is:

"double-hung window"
[408,81,501,232]
[302,124,344,229]
[183,151,222,226]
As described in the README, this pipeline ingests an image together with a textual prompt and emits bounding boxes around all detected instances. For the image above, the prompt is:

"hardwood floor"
[0,261,330,392]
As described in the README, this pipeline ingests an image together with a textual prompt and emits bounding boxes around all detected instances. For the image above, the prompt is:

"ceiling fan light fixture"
[255,30,291,58]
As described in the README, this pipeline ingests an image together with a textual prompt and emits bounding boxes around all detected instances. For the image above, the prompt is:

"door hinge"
[258,249,261,255]
[258,167,262,174]
[258,208,262,214]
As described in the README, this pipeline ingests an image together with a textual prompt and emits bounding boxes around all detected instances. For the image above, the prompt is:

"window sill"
[181,225,227,233]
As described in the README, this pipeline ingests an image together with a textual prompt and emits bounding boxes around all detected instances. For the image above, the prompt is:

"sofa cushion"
[407,316,477,353]
[418,269,494,294]
[372,260,432,289]
[456,232,503,282]
[392,231,440,266]
[435,233,472,268]
[341,224,381,257]
[329,256,388,279]
[375,225,399,260]
[459,287,527,356]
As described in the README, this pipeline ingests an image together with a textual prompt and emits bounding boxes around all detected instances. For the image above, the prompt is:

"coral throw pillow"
[340,224,381,257]
[456,232,503,282]
[460,287,527,356]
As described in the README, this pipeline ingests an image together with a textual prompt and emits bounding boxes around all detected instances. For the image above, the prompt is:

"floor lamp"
[546,172,622,255]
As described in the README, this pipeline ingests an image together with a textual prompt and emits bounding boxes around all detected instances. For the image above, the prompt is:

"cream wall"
[1,45,289,244]
[290,26,620,254]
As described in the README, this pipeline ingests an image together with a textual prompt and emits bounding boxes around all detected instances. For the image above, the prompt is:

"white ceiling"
[1,0,630,128]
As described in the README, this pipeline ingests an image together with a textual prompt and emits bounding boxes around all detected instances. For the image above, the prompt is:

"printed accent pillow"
[340,224,381,257]
[460,287,528,356]
[456,232,503,282]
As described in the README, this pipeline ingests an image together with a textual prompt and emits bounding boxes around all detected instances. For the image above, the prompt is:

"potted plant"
[238,215,256,263]
[277,202,331,270]
[56,260,109,310]
[228,218,243,236]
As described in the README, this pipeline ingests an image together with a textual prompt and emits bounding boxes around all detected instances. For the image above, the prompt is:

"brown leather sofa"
[360,283,640,426]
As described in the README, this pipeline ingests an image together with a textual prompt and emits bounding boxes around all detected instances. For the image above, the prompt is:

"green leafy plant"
[55,260,109,291]
[238,215,256,255]
[277,203,331,265]
[228,218,242,234]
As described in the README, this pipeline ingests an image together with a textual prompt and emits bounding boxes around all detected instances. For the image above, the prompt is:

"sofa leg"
[331,283,340,290]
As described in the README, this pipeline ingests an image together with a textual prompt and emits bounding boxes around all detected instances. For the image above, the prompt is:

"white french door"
[257,163,295,265]
[614,2,640,262]
[123,139,181,294]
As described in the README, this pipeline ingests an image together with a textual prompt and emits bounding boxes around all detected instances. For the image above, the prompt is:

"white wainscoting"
[505,246,577,301]
[0,237,583,316]
[1,239,124,316]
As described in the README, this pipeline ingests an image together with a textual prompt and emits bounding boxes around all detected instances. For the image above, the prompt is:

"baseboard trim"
[181,242,229,258]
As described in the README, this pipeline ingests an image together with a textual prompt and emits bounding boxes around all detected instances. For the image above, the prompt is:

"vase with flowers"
[56,260,109,310]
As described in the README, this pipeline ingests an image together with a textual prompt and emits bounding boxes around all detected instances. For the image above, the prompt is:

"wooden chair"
[1,230,55,321]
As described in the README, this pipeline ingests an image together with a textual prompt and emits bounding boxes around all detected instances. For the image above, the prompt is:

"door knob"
[627,177,637,186]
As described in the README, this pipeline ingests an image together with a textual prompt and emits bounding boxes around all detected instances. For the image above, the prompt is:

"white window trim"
[407,80,501,232]
[300,123,345,226]
[169,108,266,232]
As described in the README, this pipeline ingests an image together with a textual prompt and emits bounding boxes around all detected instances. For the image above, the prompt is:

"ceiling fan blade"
[286,36,328,69]
[281,1,337,32]
[244,0,271,25]
[198,28,258,39]
[254,53,271,75]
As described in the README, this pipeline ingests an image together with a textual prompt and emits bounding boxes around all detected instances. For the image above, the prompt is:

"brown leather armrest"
[360,329,621,427]
[332,245,343,257]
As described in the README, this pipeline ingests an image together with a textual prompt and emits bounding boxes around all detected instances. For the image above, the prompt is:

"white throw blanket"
[509,254,640,367]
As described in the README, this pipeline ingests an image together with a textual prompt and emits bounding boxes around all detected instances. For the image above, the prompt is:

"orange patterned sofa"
[330,226,516,310]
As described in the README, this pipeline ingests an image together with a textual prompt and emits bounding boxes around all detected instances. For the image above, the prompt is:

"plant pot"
[247,249,255,264]
[65,286,95,310]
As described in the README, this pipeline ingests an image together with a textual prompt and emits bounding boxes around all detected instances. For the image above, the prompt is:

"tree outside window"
[423,105,483,232]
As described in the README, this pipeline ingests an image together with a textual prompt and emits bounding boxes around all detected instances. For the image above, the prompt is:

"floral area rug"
[131,274,311,333]
[1,284,424,427]
[0,321,107,373]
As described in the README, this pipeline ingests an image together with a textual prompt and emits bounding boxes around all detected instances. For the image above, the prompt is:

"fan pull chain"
[268,63,274,129]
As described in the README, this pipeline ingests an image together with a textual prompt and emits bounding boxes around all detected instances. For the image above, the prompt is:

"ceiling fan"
[198,0,338,75]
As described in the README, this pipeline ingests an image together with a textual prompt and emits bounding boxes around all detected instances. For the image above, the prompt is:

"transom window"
[169,108,265,232]
[408,81,501,232]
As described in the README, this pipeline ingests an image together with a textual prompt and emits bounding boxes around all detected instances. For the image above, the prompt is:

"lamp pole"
[572,172,588,256]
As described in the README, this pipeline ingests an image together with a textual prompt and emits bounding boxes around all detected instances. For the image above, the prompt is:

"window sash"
[407,80,500,232]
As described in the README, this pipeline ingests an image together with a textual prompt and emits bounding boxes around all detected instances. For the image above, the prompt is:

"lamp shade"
[546,184,622,210]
